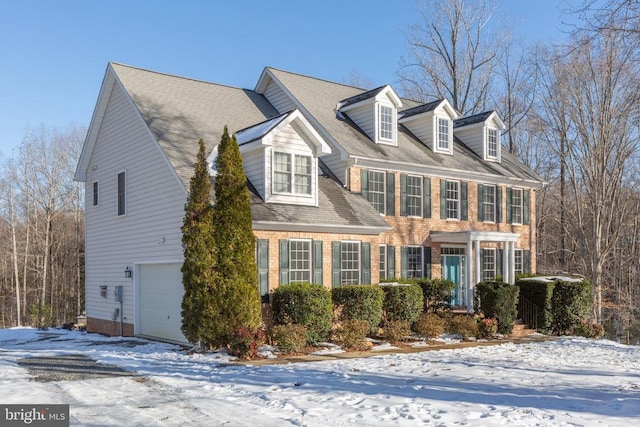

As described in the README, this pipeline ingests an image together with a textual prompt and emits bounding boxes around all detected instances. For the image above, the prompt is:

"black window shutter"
[257,239,269,302]
[332,241,341,287]
[477,184,484,222]
[424,247,432,279]
[387,245,396,280]
[313,240,323,284]
[279,239,289,285]
[400,174,407,216]
[523,189,530,225]
[386,172,395,216]
[423,177,431,218]
[401,246,408,279]
[362,242,371,285]
[506,188,513,224]
[497,249,504,279]
[440,179,447,219]
[361,169,369,199]
[496,186,503,223]
[461,182,468,221]
[524,250,531,274]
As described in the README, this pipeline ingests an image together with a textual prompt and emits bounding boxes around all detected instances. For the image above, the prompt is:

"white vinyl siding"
[84,82,186,330]
[347,105,376,142]
[263,80,296,113]
[242,148,266,199]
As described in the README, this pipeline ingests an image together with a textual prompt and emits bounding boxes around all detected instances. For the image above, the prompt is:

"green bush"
[551,279,592,335]
[332,285,384,333]
[477,318,498,339]
[572,320,605,339]
[227,327,265,360]
[417,278,455,313]
[383,320,411,343]
[517,279,555,334]
[271,283,333,343]
[475,281,519,335]
[332,319,370,351]
[446,315,478,339]
[380,283,423,323]
[271,324,308,354]
[413,313,446,339]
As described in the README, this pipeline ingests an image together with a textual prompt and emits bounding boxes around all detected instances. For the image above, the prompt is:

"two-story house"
[75,63,543,343]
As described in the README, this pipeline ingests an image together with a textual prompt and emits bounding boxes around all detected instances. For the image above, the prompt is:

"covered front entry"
[441,247,466,307]
[431,231,520,313]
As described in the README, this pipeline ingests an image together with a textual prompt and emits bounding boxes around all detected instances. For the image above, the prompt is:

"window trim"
[483,184,496,223]
[340,240,361,285]
[289,238,312,283]
[272,150,313,197]
[483,248,496,281]
[445,180,460,221]
[406,245,424,279]
[435,116,452,153]
[406,174,423,218]
[117,171,126,217]
[486,127,499,159]
[511,188,523,225]
[377,103,396,143]
[514,248,523,275]
[92,181,99,207]
[368,169,386,215]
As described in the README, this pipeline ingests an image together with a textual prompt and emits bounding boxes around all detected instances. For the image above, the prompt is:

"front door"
[441,253,466,307]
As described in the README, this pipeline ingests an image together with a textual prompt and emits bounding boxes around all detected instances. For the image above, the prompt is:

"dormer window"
[487,128,499,159]
[273,152,312,195]
[437,117,451,151]
[379,105,395,141]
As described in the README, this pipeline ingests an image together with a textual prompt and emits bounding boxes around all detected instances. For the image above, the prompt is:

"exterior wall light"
[124,266,133,279]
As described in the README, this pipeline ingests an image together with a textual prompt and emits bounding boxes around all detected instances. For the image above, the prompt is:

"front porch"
[431,231,521,313]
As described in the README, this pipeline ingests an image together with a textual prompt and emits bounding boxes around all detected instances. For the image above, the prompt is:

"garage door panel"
[138,263,186,343]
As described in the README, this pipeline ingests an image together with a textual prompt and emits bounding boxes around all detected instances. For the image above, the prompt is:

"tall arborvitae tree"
[212,126,262,339]
[181,139,216,346]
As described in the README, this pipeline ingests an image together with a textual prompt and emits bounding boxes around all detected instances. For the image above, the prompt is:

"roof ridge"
[265,66,374,91]
[110,62,254,92]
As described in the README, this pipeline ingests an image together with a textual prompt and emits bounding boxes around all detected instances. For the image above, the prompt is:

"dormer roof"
[398,99,460,122]
[337,84,402,112]
[454,110,505,129]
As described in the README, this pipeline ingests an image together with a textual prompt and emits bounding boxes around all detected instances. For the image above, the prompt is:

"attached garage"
[137,263,187,343]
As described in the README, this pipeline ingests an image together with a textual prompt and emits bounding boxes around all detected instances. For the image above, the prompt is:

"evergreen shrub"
[551,279,592,335]
[517,279,555,334]
[475,280,519,335]
[271,324,308,354]
[380,282,423,323]
[332,285,384,333]
[271,282,333,343]
[416,278,455,313]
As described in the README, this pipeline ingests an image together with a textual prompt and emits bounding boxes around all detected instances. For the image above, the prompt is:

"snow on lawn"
[1,328,639,426]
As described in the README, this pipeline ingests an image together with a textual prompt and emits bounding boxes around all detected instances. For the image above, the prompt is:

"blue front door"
[442,255,466,307]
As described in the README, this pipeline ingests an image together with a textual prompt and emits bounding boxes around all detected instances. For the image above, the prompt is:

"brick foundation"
[87,317,134,337]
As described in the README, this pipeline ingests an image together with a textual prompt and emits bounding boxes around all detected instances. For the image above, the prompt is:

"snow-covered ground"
[1,328,638,426]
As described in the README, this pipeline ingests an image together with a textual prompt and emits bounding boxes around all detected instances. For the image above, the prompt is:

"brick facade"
[87,317,134,337]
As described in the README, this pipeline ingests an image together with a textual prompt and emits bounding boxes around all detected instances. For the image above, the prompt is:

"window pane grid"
[379,244,387,280]
[406,175,422,217]
[483,185,495,222]
[341,242,360,285]
[369,171,385,214]
[379,106,393,140]
[514,249,523,274]
[294,154,312,195]
[512,189,523,224]
[483,249,496,280]
[407,247,423,279]
[446,181,459,219]
[438,117,449,150]
[487,129,498,158]
[290,240,311,283]
[274,152,291,193]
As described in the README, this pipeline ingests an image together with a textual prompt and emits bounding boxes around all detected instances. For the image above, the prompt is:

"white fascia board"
[352,156,543,189]
[275,110,332,155]
[254,67,273,93]
[488,112,506,130]
[252,220,391,235]
[375,85,403,108]
[430,230,520,243]
[435,100,459,120]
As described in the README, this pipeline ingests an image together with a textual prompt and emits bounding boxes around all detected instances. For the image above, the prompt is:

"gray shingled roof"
[111,63,389,231]
[338,85,386,109]
[453,111,495,128]
[398,99,444,119]
[265,67,543,183]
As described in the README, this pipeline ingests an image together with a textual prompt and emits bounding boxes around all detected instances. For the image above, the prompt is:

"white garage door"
[138,263,187,343]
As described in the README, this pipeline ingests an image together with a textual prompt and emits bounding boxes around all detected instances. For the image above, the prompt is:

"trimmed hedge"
[517,279,555,334]
[475,281,519,335]
[551,279,592,335]
[271,283,333,344]
[416,278,455,313]
[332,285,384,333]
[380,282,423,323]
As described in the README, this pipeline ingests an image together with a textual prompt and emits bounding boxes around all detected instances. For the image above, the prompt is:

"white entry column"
[466,239,473,313]
[503,241,510,284]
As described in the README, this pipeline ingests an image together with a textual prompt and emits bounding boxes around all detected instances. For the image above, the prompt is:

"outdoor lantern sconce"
[124,266,132,279]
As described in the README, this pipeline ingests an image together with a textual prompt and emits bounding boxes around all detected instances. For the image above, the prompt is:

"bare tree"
[398,0,505,115]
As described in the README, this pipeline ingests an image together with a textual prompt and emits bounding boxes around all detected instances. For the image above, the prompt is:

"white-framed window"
[483,184,496,222]
[446,180,460,220]
[273,152,312,195]
[511,188,523,224]
[406,175,422,217]
[514,249,523,274]
[92,181,99,207]
[483,248,496,280]
[437,117,451,151]
[487,128,499,159]
[407,246,423,279]
[379,244,387,281]
[117,171,126,216]
[290,239,312,283]
[369,170,386,214]
[378,104,394,141]
[341,241,361,285]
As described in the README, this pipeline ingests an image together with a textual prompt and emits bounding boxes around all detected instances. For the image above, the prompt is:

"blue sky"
[0,1,573,158]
